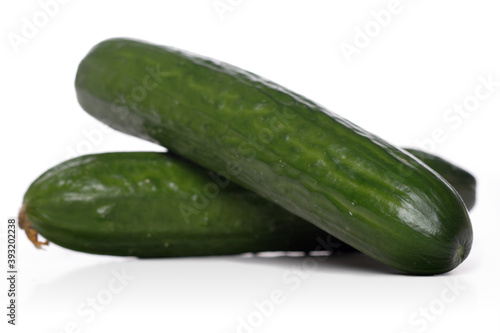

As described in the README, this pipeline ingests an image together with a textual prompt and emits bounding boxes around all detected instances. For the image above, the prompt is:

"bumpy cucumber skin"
[75,38,473,274]
[22,152,344,257]
[406,149,476,211]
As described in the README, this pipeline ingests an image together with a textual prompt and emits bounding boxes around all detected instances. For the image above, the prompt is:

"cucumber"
[75,38,473,274]
[19,152,338,256]
[405,149,476,210]
[19,150,475,257]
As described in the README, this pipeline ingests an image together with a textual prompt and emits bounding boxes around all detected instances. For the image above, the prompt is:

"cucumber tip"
[18,203,49,249]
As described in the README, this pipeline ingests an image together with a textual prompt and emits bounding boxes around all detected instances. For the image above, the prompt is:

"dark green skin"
[21,150,474,258]
[22,152,343,257]
[75,38,473,274]
[405,149,476,211]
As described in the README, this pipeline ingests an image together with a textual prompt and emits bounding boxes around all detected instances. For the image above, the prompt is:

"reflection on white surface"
[19,251,476,333]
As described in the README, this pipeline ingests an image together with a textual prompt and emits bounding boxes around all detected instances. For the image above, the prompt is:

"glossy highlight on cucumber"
[405,148,476,210]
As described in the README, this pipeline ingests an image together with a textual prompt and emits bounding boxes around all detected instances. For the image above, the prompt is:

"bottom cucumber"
[19,150,475,257]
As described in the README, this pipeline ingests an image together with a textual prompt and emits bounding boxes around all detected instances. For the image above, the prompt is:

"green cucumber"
[19,152,337,256]
[75,38,473,274]
[19,150,475,257]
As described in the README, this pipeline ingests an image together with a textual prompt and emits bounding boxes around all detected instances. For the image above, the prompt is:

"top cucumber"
[75,38,473,275]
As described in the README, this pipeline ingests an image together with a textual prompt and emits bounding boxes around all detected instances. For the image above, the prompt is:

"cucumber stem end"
[18,204,49,249]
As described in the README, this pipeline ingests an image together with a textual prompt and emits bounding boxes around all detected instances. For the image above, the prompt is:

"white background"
[2,0,500,332]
